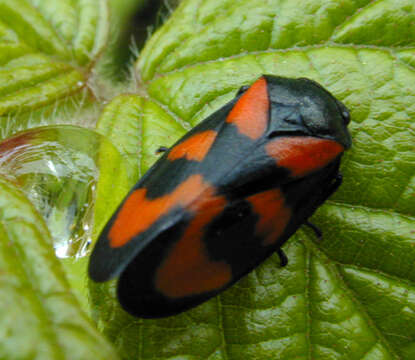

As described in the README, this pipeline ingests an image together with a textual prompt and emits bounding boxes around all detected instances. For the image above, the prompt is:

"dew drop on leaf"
[0,125,124,259]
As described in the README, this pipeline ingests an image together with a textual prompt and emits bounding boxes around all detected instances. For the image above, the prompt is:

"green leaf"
[0,0,108,136]
[0,177,119,360]
[90,0,415,359]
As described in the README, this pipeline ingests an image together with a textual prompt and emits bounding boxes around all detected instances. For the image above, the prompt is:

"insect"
[89,75,352,318]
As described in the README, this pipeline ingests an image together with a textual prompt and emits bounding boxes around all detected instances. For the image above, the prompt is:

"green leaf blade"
[341,266,415,358]
[137,0,379,80]
[0,0,70,58]
[332,0,415,46]
[72,0,109,65]
[0,0,108,127]
[0,178,120,360]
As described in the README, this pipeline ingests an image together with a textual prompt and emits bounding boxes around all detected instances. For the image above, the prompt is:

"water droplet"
[0,125,125,259]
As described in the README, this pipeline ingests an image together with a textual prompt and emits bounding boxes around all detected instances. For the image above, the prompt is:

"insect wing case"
[89,75,351,318]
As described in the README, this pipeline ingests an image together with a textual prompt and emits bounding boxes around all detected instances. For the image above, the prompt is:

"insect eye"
[342,110,351,125]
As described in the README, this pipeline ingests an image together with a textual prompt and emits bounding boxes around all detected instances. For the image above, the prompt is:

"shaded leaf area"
[97,0,148,80]
[0,0,108,136]
[89,0,415,359]
[98,0,184,81]
[0,178,119,360]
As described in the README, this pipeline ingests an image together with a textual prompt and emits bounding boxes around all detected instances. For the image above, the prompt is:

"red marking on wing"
[247,189,291,246]
[109,174,211,248]
[226,77,269,140]
[266,137,344,177]
[155,188,231,298]
[168,130,217,162]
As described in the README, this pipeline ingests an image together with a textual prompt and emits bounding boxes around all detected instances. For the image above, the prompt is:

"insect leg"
[236,85,250,96]
[323,173,343,199]
[304,173,343,239]
[277,248,288,267]
[305,221,322,239]
[156,146,169,154]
